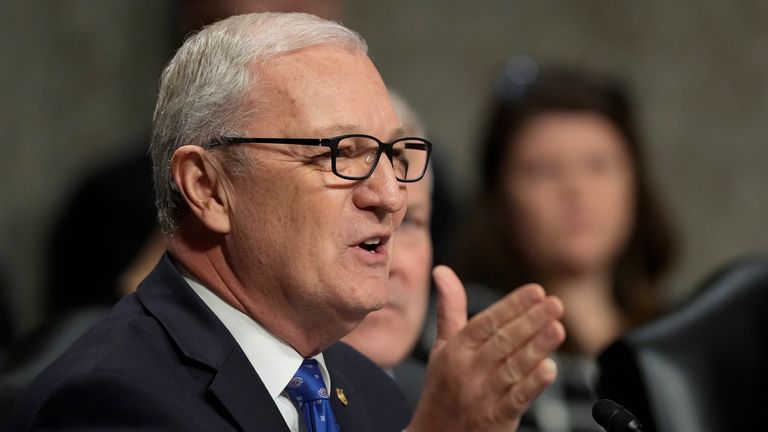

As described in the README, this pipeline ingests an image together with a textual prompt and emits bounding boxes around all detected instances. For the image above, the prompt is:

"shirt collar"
[184,275,331,400]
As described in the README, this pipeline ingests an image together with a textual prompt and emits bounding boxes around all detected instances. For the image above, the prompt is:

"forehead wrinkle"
[252,47,402,141]
[302,124,407,142]
[306,123,360,137]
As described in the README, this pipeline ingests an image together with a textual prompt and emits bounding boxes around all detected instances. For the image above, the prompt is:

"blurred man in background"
[343,90,432,409]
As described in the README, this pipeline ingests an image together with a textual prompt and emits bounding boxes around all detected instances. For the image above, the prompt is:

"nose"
[352,153,407,219]
[561,165,591,199]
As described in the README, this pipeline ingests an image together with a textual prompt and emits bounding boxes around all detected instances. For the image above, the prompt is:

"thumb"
[432,265,468,352]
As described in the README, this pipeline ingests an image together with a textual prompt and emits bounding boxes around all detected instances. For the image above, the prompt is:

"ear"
[170,145,232,234]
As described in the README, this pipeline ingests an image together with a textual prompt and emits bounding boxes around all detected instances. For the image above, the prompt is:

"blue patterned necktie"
[285,359,341,432]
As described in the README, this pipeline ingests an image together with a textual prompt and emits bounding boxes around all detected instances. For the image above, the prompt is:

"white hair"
[150,12,368,232]
[387,88,434,192]
[388,89,427,138]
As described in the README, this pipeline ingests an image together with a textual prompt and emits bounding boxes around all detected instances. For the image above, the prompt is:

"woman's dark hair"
[453,63,676,327]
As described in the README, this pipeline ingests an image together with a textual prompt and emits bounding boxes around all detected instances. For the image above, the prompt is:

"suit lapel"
[137,254,290,432]
[208,347,290,432]
[328,360,372,431]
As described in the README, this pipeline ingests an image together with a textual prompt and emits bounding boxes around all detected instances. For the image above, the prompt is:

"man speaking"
[8,12,565,432]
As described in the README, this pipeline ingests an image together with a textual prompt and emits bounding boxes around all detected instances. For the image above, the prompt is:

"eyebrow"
[389,126,408,140]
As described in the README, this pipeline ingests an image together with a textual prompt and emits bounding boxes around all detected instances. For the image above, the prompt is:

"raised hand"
[408,265,565,432]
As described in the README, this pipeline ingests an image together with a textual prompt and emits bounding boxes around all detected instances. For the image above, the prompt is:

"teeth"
[363,237,381,245]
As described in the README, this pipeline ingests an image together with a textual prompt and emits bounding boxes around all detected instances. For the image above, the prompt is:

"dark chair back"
[597,257,768,432]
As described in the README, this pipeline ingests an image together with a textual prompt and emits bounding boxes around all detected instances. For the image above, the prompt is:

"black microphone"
[592,399,643,432]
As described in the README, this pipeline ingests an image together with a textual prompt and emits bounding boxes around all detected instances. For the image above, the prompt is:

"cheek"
[286,184,348,260]
[598,178,636,246]
[393,234,432,282]
[507,185,563,247]
[409,244,433,282]
[388,237,431,305]
[401,247,432,321]
[227,182,275,255]
[231,175,349,286]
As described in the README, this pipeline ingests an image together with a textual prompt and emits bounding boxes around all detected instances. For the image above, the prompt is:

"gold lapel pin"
[335,388,348,406]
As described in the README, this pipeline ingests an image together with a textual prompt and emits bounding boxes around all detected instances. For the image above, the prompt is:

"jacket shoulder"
[7,295,212,430]
[326,342,412,431]
[7,369,208,431]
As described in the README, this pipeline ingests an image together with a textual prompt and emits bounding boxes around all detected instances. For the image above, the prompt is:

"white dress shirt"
[185,276,331,432]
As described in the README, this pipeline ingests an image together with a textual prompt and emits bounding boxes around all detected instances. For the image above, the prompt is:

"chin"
[553,257,591,273]
[335,280,388,314]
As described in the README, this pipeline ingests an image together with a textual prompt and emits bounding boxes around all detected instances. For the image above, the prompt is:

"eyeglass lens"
[335,136,428,181]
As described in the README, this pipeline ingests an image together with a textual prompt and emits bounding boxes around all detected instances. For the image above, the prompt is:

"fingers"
[460,284,547,346]
[432,265,468,351]
[477,295,564,367]
[410,268,566,432]
[487,320,565,395]
[492,358,559,422]
[409,270,566,432]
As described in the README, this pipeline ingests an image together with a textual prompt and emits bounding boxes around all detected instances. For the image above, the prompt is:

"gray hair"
[150,12,368,233]
[387,89,434,192]
[388,89,427,138]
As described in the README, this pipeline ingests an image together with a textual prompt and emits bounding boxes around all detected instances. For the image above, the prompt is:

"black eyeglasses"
[204,134,432,182]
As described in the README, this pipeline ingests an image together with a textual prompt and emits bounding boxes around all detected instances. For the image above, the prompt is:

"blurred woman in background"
[453,60,677,432]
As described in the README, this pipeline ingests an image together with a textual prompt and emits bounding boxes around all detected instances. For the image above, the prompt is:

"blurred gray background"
[1,0,767,332]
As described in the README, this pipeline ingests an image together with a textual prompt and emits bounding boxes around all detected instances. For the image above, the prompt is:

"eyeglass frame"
[203,134,432,182]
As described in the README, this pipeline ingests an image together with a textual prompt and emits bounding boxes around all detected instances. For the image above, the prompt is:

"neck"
[542,269,626,357]
[167,226,350,358]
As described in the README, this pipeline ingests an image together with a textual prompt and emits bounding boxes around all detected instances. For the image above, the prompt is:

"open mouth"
[356,236,388,253]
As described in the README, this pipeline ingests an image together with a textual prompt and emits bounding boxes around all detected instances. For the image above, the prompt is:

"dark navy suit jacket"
[7,255,412,431]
